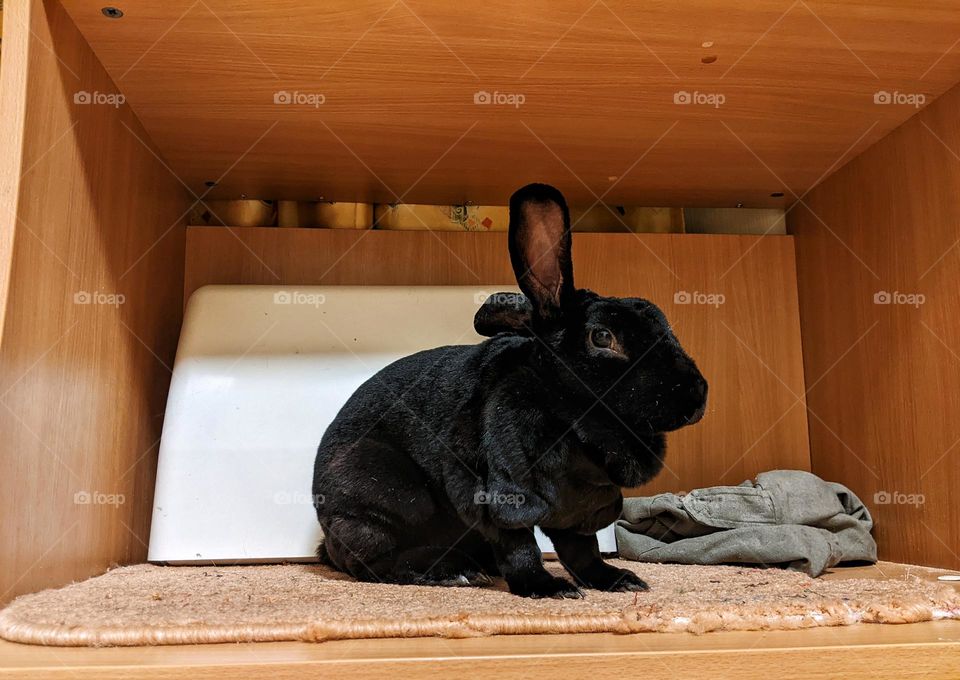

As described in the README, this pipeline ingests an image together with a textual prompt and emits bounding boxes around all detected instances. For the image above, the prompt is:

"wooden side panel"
[186,228,810,496]
[0,0,189,602]
[789,82,960,569]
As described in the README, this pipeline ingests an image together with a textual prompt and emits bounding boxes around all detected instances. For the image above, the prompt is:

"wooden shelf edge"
[1,625,959,679]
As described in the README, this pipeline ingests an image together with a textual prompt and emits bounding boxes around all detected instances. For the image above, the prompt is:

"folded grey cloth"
[615,470,877,577]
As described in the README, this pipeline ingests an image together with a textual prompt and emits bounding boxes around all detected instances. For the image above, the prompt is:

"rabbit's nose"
[689,375,707,403]
[683,374,708,424]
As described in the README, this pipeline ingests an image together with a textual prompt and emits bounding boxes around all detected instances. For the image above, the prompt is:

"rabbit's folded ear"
[508,183,574,323]
[474,292,533,337]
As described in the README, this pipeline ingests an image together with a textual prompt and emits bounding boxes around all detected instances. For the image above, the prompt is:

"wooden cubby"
[1,0,959,676]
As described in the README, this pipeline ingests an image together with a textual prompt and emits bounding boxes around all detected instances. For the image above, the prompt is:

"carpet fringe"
[2,588,958,647]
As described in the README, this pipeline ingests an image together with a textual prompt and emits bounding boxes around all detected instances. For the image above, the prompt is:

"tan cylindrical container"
[570,206,684,233]
[189,200,277,227]
[277,201,373,229]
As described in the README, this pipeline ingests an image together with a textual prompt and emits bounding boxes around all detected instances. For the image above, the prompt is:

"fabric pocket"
[680,485,779,528]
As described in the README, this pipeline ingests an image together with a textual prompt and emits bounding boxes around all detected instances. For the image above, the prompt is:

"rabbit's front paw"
[508,572,583,599]
[576,563,649,592]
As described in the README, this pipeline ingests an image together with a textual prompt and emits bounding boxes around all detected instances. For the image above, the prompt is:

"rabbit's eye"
[590,328,614,349]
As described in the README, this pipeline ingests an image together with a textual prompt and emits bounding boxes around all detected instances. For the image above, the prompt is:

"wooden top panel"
[60,0,960,207]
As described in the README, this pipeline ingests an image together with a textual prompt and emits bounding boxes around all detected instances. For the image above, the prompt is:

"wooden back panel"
[0,0,189,603]
[789,82,960,570]
[186,227,811,496]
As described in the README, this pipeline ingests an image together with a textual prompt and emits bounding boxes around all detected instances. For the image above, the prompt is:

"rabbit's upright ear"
[508,183,574,322]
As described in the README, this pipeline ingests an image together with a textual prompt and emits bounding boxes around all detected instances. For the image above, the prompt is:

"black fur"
[313,183,707,598]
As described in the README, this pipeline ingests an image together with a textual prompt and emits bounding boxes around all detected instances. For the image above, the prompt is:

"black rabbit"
[313,183,707,598]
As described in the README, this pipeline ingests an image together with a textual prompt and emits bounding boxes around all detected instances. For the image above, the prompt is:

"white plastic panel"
[148,284,616,563]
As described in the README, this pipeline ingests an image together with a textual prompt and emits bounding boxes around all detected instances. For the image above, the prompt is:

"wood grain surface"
[57,0,960,207]
[789,80,960,570]
[0,0,191,604]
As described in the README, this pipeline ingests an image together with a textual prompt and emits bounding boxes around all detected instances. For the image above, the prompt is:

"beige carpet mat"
[1,561,958,646]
